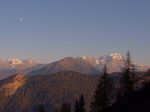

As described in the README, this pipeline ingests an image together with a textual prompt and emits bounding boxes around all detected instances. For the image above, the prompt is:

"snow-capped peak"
[110,53,124,60]
[7,58,23,65]
[99,53,124,63]
[78,56,93,60]
[77,56,101,65]
[82,56,88,60]
[77,54,124,65]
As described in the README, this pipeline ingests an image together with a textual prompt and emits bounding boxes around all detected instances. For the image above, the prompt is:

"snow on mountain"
[22,59,36,65]
[7,58,23,65]
[29,57,100,76]
[77,54,123,73]
[29,53,149,76]
[77,56,101,66]
[0,58,42,80]
[99,53,124,63]
[77,53,124,66]
[77,53,149,73]
[0,53,149,79]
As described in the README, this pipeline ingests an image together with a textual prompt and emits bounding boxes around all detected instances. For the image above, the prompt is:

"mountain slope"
[0,71,99,112]
[29,57,100,75]
[0,74,26,111]
[0,74,26,96]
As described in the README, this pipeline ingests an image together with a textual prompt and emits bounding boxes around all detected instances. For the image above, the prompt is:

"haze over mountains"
[0,58,44,79]
[0,53,149,79]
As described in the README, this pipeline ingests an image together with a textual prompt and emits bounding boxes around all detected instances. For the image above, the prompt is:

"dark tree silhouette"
[74,94,86,112]
[38,105,45,112]
[110,82,150,112]
[145,69,150,76]
[118,51,137,98]
[79,94,86,112]
[74,99,79,112]
[61,103,71,112]
[54,108,58,112]
[91,65,114,112]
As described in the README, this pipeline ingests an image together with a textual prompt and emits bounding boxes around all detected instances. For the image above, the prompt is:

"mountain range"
[25,53,150,76]
[0,53,149,79]
[0,58,44,79]
[0,53,149,112]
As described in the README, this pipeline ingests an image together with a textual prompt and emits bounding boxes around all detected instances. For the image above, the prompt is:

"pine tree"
[74,94,86,112]
[79,94,86,112]
[38,105,45,112]
[145,69,150,76]
[91,65,114,112]
[74,99,79,112]
[119,51,137,97]
[61,103,71,112]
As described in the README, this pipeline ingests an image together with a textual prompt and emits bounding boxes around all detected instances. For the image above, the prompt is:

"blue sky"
[0,0,150,64]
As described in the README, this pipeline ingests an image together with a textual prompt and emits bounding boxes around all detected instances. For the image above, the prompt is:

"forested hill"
[0,71,99,112]
[0,71,149,112]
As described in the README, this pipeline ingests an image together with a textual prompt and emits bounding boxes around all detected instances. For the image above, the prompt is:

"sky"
[0,0,150,64]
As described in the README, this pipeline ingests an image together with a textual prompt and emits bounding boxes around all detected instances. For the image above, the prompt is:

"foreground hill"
[0,71,150,112]
[0,71,99,112]
[0,74,26,96]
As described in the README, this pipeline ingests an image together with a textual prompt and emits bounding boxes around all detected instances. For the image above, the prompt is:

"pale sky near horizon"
[0,0,150,64]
